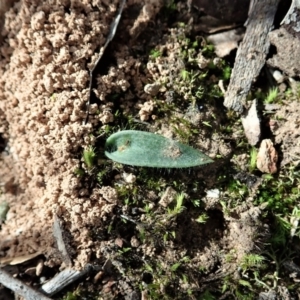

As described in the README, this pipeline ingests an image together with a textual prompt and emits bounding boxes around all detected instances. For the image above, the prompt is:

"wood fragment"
[281,0,300,28]
[41,266,91,296]
[36,259,44,277]
[0,268,52,300]
[224,0,280,113]
[280,0,300,44]
[52,215,72,267]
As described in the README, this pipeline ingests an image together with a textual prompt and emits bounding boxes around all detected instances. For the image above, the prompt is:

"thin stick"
[84,0,126,124]
[0,268,52,300]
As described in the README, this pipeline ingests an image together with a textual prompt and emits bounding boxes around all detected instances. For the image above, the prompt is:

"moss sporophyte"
[105,130,213,168]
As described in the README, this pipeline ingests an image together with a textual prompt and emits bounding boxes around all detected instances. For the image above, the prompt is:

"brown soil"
[0,1,299,299]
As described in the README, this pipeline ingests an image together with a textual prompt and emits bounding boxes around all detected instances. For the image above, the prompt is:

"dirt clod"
[272,100,300,166]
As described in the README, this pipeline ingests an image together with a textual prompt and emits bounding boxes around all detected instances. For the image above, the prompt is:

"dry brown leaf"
[0,252,42,266]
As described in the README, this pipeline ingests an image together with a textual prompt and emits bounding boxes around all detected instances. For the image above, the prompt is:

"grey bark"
[41,267,91,296]
[281,0,300,39]
[0,268,52,300]
[224,0,280,113]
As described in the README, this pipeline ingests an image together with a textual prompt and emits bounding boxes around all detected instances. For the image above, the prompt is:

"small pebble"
[272,70,284,83]
[256,139,278,174]
[144,83,160,96]
[122,172,136,183]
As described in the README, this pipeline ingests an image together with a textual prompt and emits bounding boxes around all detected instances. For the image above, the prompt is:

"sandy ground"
[0,0,299,299]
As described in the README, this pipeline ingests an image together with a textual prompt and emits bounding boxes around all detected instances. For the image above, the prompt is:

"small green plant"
[50,93,56,101]
[249,147,258,172]
[290,206,300,237]
[118,247,131,254]
[191,199,201,207]
[270,214,291,246]
[199,290,216,300]
[181,69,190,81]
[240,254,265,274]
[203,44,214,54]
[96,168,108,185]
[163,230,176,242]
[225,251,235,263]
[265,87,279,103]
[222,65,231,81]
[62,292,78,300]
[83,146,97,169]
[74,168,85,176]
[105,130,213,168]
[195,213,209,224]
[149,49,162,59]
[167,192,186,217]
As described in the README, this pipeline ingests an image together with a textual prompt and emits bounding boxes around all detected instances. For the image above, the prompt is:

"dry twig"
[0,268,52,300]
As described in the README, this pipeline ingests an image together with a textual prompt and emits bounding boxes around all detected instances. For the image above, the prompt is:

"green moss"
[62,292,78,300]
[138,170,166,192]
[150,49,162,59]
[249,147,258,172]
[74,168,85,176]
[255,167,300,214]
[83,146,97,169]
[115,184,138,205]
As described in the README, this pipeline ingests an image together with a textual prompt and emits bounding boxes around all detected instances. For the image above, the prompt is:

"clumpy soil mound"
[0,1,298,299]
[0,0,122,268]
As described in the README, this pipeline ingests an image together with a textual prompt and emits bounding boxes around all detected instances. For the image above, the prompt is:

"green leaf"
[105,130,213,168]
[171,262,181,271]
[238,279,252,288]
